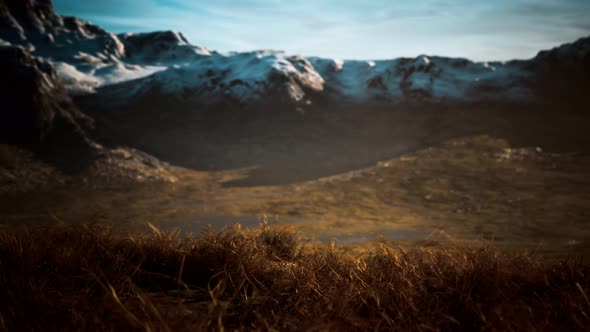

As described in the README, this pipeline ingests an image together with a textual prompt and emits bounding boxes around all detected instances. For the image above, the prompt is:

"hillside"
[0,0,179,187]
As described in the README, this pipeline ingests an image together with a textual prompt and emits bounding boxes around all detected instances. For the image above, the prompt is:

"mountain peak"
[2,0,588,106]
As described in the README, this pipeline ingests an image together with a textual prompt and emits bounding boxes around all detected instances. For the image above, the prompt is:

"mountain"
[0,42,95,167]
[3,0,588,108]
[1,0,589,186]
[0,0,179,189]
[529,36,590,102]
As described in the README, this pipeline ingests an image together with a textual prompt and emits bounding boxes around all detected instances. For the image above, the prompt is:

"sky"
[52,0,590,61]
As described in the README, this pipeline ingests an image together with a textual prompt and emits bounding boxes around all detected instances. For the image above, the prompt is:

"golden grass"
[0,223,589,331]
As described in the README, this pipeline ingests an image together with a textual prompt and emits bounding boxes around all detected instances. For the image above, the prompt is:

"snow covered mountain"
[2,0,588,108]
[0,0,183,183]
[310,56,532,103]
[2,0,589,187]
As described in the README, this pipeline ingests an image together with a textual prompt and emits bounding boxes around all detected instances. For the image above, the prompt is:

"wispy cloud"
[53,0,590,61]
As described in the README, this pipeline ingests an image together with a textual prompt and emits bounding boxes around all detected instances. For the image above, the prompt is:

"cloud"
[52,0,590,61]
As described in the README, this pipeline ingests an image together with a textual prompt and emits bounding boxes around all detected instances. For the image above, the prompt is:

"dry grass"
[0,223,589,331]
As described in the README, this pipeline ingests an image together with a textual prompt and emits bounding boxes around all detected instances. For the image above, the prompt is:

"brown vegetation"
[0,223,589,331]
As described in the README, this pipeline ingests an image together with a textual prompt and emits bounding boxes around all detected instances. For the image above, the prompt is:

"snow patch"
[333,59,344,71]
[104,50,325,104]
[4,1,573,105]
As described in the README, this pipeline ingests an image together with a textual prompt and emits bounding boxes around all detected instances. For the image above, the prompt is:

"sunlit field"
[3,135,589,255]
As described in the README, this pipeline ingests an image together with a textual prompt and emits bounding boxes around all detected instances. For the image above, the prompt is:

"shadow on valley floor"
[78,99,590,187]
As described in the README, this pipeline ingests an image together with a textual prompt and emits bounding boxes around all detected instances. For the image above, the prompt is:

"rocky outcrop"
[0,0,180,182]
[0,45,92,145]
[0,143,178,193]
[0,0,125,60]
[118,31,211,64]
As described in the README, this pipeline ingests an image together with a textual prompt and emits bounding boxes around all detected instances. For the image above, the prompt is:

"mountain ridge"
[1,0,588,107]
[1,0,589,187]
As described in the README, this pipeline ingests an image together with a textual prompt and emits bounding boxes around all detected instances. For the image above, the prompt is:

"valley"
[3,133,589,255]
[1,0,589,262]
[2,1,590,329]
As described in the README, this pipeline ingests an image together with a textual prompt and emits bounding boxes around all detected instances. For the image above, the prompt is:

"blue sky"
[53,0,590,61]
